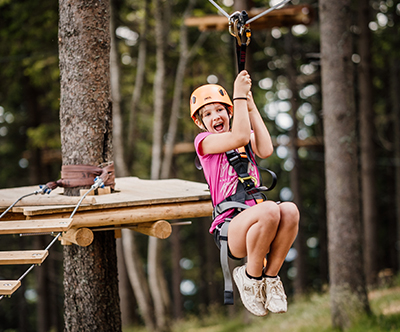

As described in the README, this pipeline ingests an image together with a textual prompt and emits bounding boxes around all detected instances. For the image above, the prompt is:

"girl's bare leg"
[264,202,299,276]
[228,201,281,277]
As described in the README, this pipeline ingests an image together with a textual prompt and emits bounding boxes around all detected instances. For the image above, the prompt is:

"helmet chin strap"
[201,118,209,132]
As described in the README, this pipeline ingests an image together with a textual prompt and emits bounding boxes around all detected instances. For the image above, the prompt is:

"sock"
[263,274,277,279]
[246,270,263,280]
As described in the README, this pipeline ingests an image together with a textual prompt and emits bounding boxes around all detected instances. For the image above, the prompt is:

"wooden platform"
[0,177,212,297]
[0,177,212,233]
[0,218,73,235]
[0,280,21,296]
[0,250,48,265]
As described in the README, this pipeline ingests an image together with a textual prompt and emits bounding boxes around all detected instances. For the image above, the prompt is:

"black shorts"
[213,222,241,260]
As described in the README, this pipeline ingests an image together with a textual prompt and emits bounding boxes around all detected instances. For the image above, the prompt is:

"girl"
[190,70,300,316]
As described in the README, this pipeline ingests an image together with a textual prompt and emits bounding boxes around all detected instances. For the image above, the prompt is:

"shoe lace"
[267,277,286,300]
[253,280,266,303]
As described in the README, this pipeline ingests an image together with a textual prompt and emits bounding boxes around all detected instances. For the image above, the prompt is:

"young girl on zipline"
[190,70,300,316]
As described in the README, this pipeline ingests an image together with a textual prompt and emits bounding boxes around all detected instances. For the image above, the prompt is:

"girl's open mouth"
[214,123,224,132]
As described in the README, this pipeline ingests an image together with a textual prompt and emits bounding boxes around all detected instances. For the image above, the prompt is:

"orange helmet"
[190,84,233,121]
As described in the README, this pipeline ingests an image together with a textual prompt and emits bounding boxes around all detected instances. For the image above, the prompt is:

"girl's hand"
[247,91,257,113]
[233,70,252,98]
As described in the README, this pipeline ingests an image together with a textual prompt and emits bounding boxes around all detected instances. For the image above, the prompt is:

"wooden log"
[0,280,21,296]
[59,228,94,247]
[0,250,48,265]
[130,220,172,239]
[0,218,73,235]
[28,200,213,228]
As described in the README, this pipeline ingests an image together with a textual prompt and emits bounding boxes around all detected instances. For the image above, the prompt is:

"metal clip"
[229,11,251,46]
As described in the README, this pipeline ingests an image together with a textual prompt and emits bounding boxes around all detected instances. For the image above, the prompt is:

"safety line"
[208,0,292,25]
[208,0,230,18]
[0,193,35,219]
[0,177,104,301]
[246,0,292,24]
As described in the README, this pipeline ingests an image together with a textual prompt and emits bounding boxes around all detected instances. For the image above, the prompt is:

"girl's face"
[195,102,232,133]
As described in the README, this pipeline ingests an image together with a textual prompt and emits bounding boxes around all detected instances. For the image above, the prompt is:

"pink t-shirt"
[194,132,260,233]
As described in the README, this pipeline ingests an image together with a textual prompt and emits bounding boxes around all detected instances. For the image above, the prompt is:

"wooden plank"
[0,250,48,265]
[0,186,96,208]
[20,178,211,216]
[80,186,111,196]
[0,218,73,235]
[0,280,21,296]
[185,5,314,31]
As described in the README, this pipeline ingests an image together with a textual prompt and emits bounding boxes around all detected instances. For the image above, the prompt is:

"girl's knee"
[258,201,281,225]
[279,202,300,227]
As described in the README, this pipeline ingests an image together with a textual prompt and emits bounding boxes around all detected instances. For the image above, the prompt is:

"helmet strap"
[201,118,209,132]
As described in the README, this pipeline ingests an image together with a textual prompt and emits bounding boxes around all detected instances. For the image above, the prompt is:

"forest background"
[0,0,399,331]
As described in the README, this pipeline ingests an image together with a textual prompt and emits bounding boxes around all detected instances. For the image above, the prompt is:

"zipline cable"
[208,0,230,18]
[246,0,291,24]
[208,0,292,25]
[0,177,105,301]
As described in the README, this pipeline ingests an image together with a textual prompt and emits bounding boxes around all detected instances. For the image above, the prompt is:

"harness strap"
[219,221,234,305]
[236,42,247,72]
[213,201,249,220]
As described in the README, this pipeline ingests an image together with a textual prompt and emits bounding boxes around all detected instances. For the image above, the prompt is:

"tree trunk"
[285,31,307,296]
[116,238,137,327]
[110,0,129,177]
[160,0,208,179]
[127,0,149,169]
[319,0,370,329]
[36,236,51,332]
[58,0,121,331]
[170,226,184,319]
[148,237,169,331]
[148,0,172,329]
[391,58,400,272]
[358,0,378,287]
[151,0,168,180]
[121,229,156,331]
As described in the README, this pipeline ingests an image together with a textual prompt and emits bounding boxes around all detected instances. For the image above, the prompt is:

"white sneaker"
[233,265,268,316]
[264,276,287,313]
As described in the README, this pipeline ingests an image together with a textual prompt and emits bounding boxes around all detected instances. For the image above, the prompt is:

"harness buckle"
[238,175,258,187]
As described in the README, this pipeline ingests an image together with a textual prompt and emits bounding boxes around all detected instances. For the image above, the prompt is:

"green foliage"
[123,282,400,332]
[26,123,61,150]
[1,0,400,329]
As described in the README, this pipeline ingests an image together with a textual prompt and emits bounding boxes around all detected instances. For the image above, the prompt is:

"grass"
[124,283,400,332]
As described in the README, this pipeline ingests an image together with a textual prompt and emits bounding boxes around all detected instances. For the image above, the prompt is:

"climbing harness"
[213,144,277,305]
[0,163,114,301]
[196,142,277,305]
